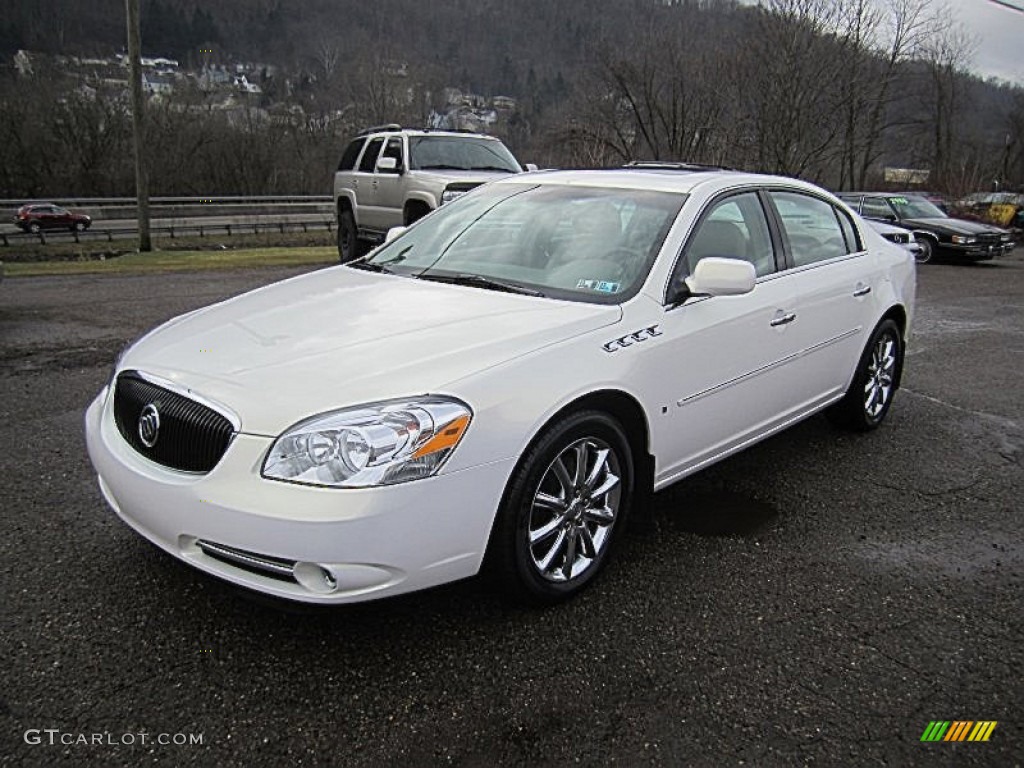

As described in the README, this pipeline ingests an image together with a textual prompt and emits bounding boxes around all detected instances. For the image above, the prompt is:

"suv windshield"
[358,183,685,303]
[887,196,946,219]
[409,136,522,172]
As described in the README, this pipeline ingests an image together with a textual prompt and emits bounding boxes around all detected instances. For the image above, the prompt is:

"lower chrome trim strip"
[677,327,861,407]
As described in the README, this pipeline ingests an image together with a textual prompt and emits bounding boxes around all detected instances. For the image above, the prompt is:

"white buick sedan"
[85,166,915,604]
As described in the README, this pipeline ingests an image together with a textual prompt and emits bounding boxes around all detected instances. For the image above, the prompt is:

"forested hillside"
[0,0,1021,198]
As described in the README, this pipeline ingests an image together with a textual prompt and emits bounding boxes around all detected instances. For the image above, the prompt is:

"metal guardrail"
[1,219,335,247]
[0,196,332,207]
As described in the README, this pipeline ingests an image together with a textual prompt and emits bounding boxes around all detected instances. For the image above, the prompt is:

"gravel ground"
[1,257,1021,767]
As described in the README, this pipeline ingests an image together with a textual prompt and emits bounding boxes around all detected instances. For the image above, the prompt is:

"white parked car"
[85,165,915,605]
[864,218,924,260]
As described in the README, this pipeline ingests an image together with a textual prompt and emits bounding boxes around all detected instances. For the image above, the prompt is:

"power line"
[987,0,1024,14]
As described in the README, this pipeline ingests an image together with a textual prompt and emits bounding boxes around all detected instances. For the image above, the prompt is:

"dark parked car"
[15,203,91,233]
[839,192,1013,264]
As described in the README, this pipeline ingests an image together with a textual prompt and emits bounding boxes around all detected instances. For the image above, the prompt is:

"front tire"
[915,236,934,264]
[73,221,87,232]
[827,318,903,431]
[488,411,634,604]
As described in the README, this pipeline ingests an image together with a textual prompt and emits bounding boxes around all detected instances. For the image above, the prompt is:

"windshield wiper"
[418,164,468,171]
[346,260,392,273]
[416,272,544,296]
[470,166,518,173]
[347,246,413,272]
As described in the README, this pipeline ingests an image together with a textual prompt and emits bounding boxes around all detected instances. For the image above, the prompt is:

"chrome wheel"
[864,332,897,419]
[528,437,621,582]
[915,238,933,264]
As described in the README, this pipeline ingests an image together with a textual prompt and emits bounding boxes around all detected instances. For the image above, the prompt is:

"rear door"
[353,136,385,231]
[765,189,882,401]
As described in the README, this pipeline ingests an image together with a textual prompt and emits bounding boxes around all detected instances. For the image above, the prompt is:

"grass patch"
[4,246,337,277]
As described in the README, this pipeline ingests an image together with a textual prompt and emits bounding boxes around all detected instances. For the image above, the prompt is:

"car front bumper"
[942,241,1014,260]
[85,388,513,604]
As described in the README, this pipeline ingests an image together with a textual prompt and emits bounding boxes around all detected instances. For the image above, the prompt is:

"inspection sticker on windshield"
[577,279,621,293]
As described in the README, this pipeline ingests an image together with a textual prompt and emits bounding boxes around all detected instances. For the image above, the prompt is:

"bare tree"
[917,19,978,191]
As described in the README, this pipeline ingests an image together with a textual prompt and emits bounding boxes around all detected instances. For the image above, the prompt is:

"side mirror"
[524,163,539,172]
[384,226,406,244]
[680,257,756,300]
[376,156,400,173]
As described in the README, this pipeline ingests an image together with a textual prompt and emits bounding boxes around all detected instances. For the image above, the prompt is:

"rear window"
[337,139,365,172]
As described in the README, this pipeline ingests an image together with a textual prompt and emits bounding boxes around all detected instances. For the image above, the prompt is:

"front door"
[637,191,806,485]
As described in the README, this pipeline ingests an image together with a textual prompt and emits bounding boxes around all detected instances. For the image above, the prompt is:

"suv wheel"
[28,222,41,234]
[337,209,359,262]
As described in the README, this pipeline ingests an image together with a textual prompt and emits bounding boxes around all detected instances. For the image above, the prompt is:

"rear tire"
[827,318,903,432]
[487,410,634,604]
[337,208,361,263]
[28,222,41,234]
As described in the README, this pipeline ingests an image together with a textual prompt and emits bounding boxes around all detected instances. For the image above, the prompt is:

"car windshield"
[887,196,946,219]
[358,183,686,303]
[408,136,522,172]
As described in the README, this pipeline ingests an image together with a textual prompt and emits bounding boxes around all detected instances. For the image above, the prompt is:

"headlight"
[441,188,468,205]
[262,396,472,488]
[951,235,976,245]
[1001,233,1011,242]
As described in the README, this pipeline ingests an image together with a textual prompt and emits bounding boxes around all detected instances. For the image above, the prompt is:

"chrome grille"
[113,372,235,473]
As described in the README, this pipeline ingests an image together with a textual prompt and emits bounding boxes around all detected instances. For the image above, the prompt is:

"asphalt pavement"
[0,256,1021,766]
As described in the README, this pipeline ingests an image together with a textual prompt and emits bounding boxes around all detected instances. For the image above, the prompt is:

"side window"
[337,139,365,171]
[685,192,776,277]
[861,197,895,220]
[357,137,384,173]
[770,191,850,268]
[381,136,404,169]
[835,207,860,253]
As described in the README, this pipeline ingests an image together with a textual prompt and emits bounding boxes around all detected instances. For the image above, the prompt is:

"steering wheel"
[602,246,646,281]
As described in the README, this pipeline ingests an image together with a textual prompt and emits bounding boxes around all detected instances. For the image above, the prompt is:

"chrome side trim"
[122,369,242,432]
[676,327,861,407]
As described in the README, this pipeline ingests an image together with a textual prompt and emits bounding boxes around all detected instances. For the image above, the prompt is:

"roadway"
[0,257,1021,766]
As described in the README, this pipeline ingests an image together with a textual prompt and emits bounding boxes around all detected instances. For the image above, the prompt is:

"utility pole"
[126,0,151,251]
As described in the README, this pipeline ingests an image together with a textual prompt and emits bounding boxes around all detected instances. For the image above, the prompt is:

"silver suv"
[333,125,525,261]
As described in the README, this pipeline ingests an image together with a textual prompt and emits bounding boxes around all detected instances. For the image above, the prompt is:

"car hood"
[409,169,519,185]
[120,267,621,435]
[901,217,1004,236]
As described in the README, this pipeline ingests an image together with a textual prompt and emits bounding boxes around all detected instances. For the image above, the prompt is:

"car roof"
[491,168,833,197]
[841,191,927,199]
[362,129,504,141]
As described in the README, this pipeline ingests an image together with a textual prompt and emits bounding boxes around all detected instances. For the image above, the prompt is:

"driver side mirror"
[524,163,539,172]
[668,257,756,304]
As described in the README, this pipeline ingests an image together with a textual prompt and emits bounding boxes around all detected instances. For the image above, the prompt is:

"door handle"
[853,285,871,297]
[770,312,797,327]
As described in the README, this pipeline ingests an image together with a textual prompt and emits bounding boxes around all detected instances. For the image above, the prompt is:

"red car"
[15,203,91,233]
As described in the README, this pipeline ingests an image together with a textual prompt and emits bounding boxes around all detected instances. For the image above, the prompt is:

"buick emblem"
[138,404,161,448]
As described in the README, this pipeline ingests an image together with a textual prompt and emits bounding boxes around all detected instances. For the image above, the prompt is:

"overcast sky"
[964,0,1024,83]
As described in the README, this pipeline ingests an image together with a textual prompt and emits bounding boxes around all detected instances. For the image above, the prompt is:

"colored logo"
[920,721,997,742]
